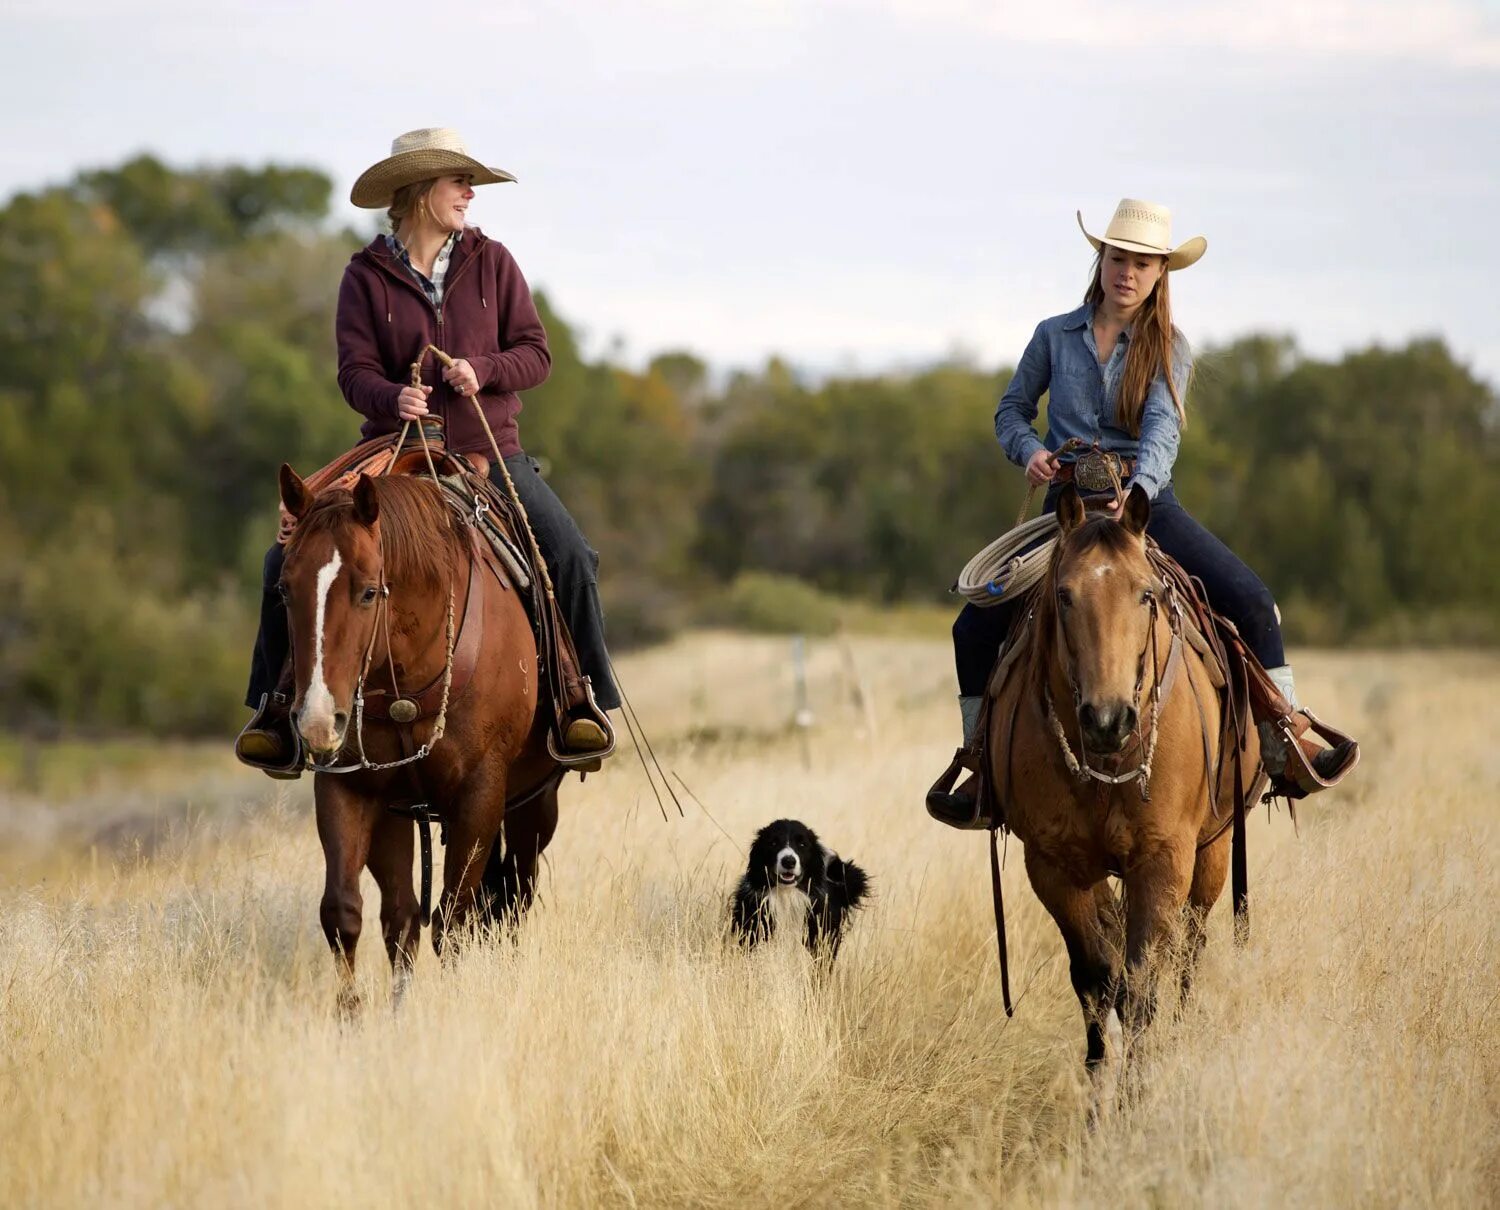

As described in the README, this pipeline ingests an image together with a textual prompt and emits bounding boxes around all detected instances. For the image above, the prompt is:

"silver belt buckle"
[1074,450,1122,492]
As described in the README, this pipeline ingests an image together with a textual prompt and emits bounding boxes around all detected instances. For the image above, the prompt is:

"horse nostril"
[334,712,349,734]
[1079,703,1100,734]
[1118,706,1138,737]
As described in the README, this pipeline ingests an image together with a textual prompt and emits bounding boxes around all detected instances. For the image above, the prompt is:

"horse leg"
[1121,842,1195,1041]
[366,811,421,1009]
[482,780,560,930]
[1024,848,1124,1116]
[1180,831,1229,1008]
[315,777,378,1016]
[431,768,508,958]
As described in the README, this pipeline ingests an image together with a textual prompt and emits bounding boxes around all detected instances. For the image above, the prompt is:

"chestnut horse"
[278,464,560,1010]
[992,483,1260,1111]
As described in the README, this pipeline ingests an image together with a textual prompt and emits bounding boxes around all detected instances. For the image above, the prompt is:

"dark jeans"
[952,483,1284,697]
[245,453,620,712]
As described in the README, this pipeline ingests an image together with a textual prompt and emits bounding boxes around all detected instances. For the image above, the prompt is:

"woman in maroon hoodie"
[237,128,618,773]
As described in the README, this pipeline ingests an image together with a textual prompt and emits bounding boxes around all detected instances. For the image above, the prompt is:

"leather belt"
[1055,454,1134,490]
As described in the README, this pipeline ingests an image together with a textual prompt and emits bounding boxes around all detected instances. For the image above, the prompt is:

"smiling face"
[424,174,475,234]
[1099,244,1166,315]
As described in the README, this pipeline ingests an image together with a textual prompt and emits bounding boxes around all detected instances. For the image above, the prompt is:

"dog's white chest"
[766,885,812,939]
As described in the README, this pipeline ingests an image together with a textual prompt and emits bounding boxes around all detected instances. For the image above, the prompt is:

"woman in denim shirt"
[928,200,1357,819]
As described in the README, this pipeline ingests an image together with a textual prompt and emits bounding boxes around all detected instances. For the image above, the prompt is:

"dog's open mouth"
[778,871,799,885]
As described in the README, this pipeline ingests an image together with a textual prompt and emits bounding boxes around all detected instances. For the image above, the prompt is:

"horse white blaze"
[300,547,344,747]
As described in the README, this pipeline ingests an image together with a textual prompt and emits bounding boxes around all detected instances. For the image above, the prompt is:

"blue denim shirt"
[994,303,1190,499]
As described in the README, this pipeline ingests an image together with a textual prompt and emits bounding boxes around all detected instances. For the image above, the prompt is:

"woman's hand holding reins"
[442,358,480,398]
[397,384,432,420]
[1026,448,1059,487]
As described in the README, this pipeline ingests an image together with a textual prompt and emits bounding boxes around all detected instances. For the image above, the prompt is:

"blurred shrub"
[699,573,844,636]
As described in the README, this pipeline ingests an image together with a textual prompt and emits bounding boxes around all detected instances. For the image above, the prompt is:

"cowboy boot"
[1256,666,1359,799]
[1258,712,1359,799]
[564,715,610,752]
[549,630,614,770]
[234,665,302,779]
[926,696,988,827]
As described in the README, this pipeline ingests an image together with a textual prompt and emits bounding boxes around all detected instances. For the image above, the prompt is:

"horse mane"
[293,476,465,588]
[1027,514,1145,692]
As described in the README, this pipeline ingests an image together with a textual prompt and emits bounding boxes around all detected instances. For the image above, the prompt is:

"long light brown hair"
[1084,248,1190,435]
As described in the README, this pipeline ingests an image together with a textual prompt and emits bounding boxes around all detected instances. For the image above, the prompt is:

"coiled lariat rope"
[955,438,1087,606]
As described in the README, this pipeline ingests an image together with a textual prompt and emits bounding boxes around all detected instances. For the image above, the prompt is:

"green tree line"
[1,158,1495,734]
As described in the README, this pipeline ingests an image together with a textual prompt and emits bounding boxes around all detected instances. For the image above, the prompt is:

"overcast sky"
[4,0,1498,383]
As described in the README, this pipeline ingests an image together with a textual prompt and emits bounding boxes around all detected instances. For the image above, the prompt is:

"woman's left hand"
[442,358,480,397]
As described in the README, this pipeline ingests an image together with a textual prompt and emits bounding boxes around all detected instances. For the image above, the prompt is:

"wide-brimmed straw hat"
[350,127,516,209]
[1076,198,1206,271]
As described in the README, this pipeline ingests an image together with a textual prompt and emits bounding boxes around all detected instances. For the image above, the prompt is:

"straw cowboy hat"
[350,127,516,209]
[1076,198,1207,271]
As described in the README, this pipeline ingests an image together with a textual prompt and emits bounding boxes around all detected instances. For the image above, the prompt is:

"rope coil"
[955,513,1060,607]
[955,439,1110,607]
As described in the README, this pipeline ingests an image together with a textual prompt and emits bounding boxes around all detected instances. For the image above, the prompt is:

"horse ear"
[1056,484,1085,535]
[279,463,312,520]
[1121,482,1151,537]
[352,474,380,527]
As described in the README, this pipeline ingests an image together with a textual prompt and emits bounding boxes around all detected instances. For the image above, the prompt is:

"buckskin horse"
[988,483,1263,1114]
[277,463,562,1011]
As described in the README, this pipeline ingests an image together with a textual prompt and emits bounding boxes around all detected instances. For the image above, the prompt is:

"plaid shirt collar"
[384,229,462,308]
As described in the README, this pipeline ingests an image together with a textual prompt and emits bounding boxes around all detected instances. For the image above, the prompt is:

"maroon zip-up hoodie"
[335,226,551,457]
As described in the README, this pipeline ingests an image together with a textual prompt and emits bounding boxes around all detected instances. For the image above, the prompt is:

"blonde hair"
[386,179,438,232]
[1084,248,1191,435]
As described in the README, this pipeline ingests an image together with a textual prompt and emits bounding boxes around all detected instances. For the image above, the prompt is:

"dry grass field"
[1,633,1496,1208]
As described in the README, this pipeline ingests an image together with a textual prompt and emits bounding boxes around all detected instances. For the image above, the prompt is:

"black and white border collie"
[730,819,869,959]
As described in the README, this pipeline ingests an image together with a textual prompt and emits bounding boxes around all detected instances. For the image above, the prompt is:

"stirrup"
[1268,709,1360,799]
[926,747,993,830]
[234,692,304,779]
[547,677,616,772]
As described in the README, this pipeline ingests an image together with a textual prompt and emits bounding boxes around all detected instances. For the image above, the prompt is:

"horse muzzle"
[1079,700,1137,754]
[292,707,350,761]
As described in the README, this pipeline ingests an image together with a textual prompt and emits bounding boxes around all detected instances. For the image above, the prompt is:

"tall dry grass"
[1,636,1496,1207]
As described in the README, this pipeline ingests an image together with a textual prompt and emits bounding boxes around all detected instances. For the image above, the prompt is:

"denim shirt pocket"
[1051,357,1101,431]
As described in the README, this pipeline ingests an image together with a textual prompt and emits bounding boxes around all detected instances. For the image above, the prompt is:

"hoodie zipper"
[367,234,487,420]
[369,232,484,340]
